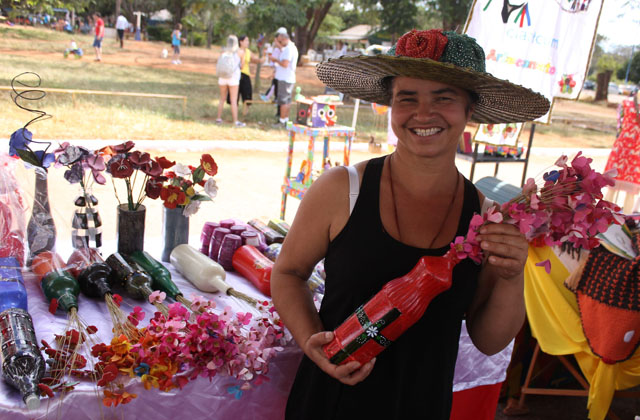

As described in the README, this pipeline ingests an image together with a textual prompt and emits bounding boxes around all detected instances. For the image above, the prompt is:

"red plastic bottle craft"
[323,250,459,365]
[232,245,274,296]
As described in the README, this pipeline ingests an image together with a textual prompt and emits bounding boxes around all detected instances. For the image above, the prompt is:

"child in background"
[260,37,281,103]
[64,40,83,58]
[171,23,183,65]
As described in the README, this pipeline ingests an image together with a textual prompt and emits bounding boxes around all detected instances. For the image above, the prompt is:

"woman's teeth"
[412,127,443,136]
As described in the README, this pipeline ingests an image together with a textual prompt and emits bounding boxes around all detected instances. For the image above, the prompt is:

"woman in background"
[216,35,245,127]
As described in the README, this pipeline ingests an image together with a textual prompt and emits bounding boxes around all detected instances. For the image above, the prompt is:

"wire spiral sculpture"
[11,72,53,165]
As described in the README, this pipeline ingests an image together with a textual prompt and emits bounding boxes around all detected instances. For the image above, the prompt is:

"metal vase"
[27,168,56,265]
[116,204,145,255]
[161,207,189,262]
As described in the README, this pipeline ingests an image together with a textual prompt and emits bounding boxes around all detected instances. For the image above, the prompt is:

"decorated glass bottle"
[323,252,458,365]
[71,188,102,252]
[31,251,79,313]
[27,168,56,263]
[0,257,45,409]
[66,248,112,298]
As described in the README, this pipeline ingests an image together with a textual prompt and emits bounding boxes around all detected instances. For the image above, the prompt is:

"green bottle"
[129,251,181,299]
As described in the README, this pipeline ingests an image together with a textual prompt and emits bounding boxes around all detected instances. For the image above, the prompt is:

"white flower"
[204,178,218,198]
[172,163,192,177]
[366,326,378,338]
[182,200,201,217]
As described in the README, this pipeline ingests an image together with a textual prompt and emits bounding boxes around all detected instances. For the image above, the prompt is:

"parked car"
[583,80,595,90]
[618,84,639,95]
[608,82,619,95]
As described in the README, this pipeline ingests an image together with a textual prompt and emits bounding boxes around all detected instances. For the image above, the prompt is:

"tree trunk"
[595,70,612,101]
[206,21,213,49]
[295,1,333,64]
[115,0,121,18]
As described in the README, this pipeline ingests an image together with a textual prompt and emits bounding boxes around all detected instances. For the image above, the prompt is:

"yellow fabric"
[524,245,640,420]
[241,49,251,75]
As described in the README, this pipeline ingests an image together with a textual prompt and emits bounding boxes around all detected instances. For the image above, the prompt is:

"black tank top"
[286,156,481,420]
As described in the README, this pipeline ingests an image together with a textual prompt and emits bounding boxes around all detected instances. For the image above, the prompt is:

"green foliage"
[426,0,472,31]
[315,11,344,46]
[147,24,173,43]
[242,0,306,38]
[596,54,621,73]
[190,31,206,46]
[617,50,640,83]
[379,0,417,38]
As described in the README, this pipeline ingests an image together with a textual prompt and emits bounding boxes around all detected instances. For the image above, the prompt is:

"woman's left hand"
[476,223,528,280]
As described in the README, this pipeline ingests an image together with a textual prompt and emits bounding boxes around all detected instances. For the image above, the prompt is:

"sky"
[597,0,640,49]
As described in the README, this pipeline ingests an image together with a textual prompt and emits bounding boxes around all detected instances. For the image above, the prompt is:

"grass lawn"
[0,24,620,148]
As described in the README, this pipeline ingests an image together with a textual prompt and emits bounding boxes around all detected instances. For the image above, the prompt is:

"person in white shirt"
[271,28,298,128]
[115,14,128,48]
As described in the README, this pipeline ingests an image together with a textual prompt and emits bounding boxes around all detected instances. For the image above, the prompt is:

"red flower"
[86,325,98,334]
[38,383,54,398]
[200,154,218,176]
[145,176,165,199]
[165,171,176,179]
[97,363,119,387]
[188,165,197,172]
[160,185,187,209]
[111,294,123,307]
[112,141,135,153]
[109,158,134,178]
[396,29,448,61]
[141,160,162,177]
[157,156,176,169]
[129,151,151,167]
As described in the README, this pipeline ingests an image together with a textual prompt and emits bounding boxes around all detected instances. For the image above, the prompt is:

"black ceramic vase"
[116,204,145,255]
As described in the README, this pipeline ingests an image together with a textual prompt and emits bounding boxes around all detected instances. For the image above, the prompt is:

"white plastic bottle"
[170,244,229,293]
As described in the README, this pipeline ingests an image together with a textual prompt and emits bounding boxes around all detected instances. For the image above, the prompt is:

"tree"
[617,49,640,83]
[594,54,619,101]
[427,0,473,32]
[294,1,333,61]
[379,0,417,42]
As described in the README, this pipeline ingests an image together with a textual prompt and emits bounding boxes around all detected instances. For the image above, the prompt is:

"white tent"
[328,24,376,44]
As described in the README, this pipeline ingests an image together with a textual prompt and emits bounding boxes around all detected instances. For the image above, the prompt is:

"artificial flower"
[160,185,186,209]
[204,178,218,198]
[145,176,165,200]
[129,151,151,167]
[182,200,201,217]
[149,291,166,304]
[201,154,218,176]
[172,163,192,178]
[109,158,134,179]
[157,156,176,169]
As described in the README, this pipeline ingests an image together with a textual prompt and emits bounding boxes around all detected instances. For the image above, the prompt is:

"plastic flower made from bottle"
[451,152,624,266]
[154,153,219,217]
[90,297,287,405]
[101,141,165,211]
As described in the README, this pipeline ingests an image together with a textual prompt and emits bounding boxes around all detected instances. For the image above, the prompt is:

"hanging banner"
[465,0,604,129]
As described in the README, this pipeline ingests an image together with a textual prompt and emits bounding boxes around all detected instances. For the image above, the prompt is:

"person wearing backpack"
[216,35,245,127]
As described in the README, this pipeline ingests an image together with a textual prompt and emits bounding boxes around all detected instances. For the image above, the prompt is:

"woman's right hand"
[304,331,376,386]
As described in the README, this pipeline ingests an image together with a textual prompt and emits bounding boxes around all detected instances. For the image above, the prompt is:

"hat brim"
[316,55,550,124]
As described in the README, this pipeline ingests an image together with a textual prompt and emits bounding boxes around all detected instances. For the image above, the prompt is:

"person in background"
[92,12,105,62]
[171,23,183,65]
[216,35,245,127]
[270,27,298,128]
[115,13,128,48]
[261,35,283,119]
[235,35,266,117]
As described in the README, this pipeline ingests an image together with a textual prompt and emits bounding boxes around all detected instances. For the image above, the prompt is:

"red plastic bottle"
[231,245,274,296]
[323,252,459,365]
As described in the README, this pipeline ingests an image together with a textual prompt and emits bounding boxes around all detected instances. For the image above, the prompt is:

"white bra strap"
[481,197,495,214]
[345,165,360,215]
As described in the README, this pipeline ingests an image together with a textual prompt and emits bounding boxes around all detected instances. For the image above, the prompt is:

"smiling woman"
[271,28,550,420]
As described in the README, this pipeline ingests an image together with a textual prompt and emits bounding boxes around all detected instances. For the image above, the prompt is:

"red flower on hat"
[396,29,448,61]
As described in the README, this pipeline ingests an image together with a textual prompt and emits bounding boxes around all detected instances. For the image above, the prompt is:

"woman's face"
[240,37,249,48]
[390,77,473,159]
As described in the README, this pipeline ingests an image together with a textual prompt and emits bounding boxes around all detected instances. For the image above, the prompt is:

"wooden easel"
[519,342,640,420]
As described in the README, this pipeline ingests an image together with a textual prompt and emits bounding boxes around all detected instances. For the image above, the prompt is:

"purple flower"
[8,128,32,156]
[64,162,84,184]
[34,150,55,168]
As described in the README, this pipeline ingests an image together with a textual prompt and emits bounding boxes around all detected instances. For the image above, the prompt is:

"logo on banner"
[482,1,532,27]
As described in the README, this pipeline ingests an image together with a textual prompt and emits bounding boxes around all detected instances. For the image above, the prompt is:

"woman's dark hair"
[384,76,479,113]
[238,35,247,42]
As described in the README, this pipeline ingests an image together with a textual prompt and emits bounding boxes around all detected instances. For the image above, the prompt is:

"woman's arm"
[272,166,375,385]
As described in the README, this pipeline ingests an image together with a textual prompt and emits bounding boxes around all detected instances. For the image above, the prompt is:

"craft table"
[0,244,512,420]
[280,123,355,219]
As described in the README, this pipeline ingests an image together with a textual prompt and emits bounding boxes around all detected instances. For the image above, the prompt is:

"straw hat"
[316,29,550,124]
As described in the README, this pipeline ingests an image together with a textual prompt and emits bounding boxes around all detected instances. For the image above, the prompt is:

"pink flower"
[149,291,166,304]
[237,312,252,326]
[535,259,551,274]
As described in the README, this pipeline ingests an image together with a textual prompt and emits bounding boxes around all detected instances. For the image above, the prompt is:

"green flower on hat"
[388,29,486,73]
